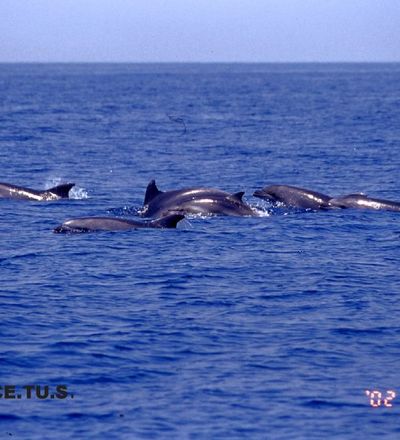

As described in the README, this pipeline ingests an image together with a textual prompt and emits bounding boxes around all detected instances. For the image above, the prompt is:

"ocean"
[0,63,399,439]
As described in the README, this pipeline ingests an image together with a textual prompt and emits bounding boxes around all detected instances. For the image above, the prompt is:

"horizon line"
[1,60,400,64]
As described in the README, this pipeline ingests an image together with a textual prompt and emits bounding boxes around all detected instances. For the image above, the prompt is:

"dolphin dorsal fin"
[152,214,185,228]
[44,183,75,198]
[144,180,162,205]
[228,191,245,202]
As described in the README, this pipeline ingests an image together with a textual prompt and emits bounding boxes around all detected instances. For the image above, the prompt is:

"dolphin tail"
[144,179,162,205]
[45,183,75,198]
[150,214,185,228]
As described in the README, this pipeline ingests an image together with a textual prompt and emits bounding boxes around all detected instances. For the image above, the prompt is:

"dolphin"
[0,182,75,201]
[329,194,400,212]
[253,185,333,210]
[53,213,185,233]
[140,180,256,217]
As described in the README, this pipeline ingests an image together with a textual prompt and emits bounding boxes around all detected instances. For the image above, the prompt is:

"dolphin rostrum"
[253,184,332,210]
[140,180,256,217]
[0,182,75,201]
[53,214,185,233]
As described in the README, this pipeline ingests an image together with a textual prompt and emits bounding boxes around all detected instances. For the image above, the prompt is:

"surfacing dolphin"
[329,194,400,212]
[140,180,257,217]
[253,184,400,212]
[54,214,185,233]
[253,184,332,210]
[0,182,75,201]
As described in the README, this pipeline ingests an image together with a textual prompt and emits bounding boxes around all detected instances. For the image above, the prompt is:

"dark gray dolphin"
[329,194,400,212]
[140,180,256,217]
[0,182,75,201]
[54,214,185,233]
[253,185,332,210]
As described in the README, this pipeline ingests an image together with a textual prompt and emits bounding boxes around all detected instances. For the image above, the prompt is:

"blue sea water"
[1,63,400,439]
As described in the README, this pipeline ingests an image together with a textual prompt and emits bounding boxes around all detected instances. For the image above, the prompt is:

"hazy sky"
[1,0,399,62]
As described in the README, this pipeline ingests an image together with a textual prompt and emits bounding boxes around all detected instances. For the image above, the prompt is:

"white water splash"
[251,203,272,217]
[254,209,271,217]
[69,186,89,200]
[44,177,89,199]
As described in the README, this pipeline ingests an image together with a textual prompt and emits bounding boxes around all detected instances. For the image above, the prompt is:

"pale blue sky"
[1,0,399,62]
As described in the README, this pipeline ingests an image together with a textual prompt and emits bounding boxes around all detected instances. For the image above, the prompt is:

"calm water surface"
[1,63,400,439]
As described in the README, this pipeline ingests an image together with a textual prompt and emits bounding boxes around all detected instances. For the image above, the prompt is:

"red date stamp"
[365,390,396,407]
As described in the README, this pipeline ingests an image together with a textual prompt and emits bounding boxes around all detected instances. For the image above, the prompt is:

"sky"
[1,0,399,62]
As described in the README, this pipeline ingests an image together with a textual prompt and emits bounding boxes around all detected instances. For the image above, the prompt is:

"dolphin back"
[330,194,400,211]
[253,185,332,209]
[54,214,185,233]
